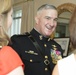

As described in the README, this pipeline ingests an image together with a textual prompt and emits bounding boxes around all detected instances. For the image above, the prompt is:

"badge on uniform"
[50,45,62,64]
[25,50,38,55]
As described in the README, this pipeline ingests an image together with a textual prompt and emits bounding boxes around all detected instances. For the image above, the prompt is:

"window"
[8,9,22,36]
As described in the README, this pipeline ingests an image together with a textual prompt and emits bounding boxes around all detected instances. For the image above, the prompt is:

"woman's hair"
[69,7,76,49]
[0,0,12,46]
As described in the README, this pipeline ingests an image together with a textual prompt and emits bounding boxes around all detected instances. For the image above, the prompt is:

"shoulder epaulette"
[21,32,30,36]
[13,32,30,37]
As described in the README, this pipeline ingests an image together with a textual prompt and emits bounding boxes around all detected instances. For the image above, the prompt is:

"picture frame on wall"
[54,38,70,57]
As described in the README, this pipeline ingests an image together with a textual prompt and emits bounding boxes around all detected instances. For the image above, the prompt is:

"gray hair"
[37,4,57,13]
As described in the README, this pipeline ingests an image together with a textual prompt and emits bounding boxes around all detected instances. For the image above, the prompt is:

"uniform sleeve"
[0,46,24,75]
[8,35,22,56]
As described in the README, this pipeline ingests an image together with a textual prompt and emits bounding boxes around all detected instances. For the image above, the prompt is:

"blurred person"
[52,7,76,75]
[0,0,24,75]
[9,4,63,75]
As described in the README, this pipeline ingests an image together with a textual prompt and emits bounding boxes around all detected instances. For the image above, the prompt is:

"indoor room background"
[8,0,76,37]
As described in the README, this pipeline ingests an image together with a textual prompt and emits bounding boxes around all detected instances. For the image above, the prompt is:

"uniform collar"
[30,28,51,42]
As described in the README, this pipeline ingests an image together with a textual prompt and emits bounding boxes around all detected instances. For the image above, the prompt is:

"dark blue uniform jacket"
[8,29,63,75]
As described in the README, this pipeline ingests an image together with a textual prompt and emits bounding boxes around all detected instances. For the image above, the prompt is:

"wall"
[13,0,76,16]
[34,0,76,15]
[12,0,76,36]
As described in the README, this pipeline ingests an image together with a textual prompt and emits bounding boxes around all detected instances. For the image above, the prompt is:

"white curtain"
[21,0,34,33]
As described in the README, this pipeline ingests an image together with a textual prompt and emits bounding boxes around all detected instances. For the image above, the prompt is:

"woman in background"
[52,7,76,75]
[0,0,24,75]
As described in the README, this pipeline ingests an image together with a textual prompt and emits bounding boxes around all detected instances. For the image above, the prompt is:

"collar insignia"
[39,35,43,40]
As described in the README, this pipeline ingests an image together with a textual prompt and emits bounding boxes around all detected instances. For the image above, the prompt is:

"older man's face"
[35,9,58,37]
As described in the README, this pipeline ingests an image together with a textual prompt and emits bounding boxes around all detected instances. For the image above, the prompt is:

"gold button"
[30,59,33,62]
[44,44,47,47]
[45,68,48,71]
[45,56,48,59]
